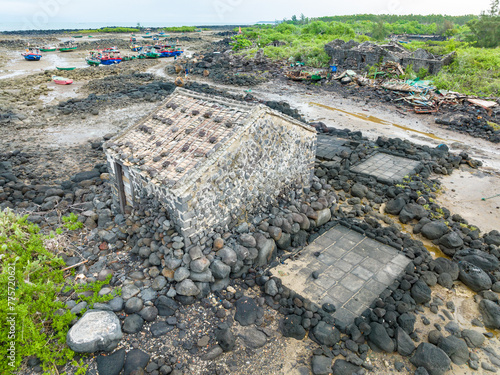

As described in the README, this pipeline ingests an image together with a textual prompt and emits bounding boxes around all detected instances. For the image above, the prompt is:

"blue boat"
[22,47,42,61]
[100,50,122,65]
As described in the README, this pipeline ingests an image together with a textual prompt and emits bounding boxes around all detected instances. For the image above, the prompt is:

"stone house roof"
[104,88,315,193]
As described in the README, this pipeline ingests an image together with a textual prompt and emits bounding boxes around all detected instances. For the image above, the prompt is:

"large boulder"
[439,232,464,254]
[399,203,428,224]
[67,310,122,353]
[421,221,449,240]
[458,261,492,292]
[479,299,500,329]
[234,297,261,326]
[312,355,332,375]
[431,257,459,280]
[410,343,451,375]
[396,327,416,356]
[437,336,469,365]
[369,322,394,352]
[255,235,277,267]
[385,197,407,215]
[454,248,500,272]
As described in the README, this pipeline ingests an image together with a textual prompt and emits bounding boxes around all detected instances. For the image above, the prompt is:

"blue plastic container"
[330,65,337,73]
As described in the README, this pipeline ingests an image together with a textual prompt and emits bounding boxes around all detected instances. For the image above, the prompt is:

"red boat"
[52,75,73,85]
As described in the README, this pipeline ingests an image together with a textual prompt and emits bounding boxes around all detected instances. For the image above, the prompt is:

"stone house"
[104,88,317,245]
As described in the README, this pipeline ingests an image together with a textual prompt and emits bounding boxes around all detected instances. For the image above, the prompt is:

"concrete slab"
[350,152,421,183]
[270,223,411,326]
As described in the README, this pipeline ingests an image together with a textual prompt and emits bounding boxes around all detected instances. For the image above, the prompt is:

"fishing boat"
[40,46,56,52]
[56,66,76,71]
[140,46,160,59]
[100,50,122,65]
[52,75,73,85]
[21,47,42,61]
[72,35,83,38]
[59,42,77,52]
[130,44,143,52]
[142,35,153,39]
[86,51,101,66]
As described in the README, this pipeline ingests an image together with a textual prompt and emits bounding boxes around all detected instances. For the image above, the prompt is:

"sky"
[0,0,493,27]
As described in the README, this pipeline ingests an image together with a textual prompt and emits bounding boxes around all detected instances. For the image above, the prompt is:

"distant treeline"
[311,14,477,26]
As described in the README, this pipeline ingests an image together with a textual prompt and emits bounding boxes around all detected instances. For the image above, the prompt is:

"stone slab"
[350,152,421,183]
[270,223,411,326]
[316,135,351,160]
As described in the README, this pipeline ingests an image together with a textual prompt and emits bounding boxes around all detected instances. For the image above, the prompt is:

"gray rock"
[108,297,124,312]
[123,314,144,334]
[210,260,231,279]
[255,237,277,267]
[96,347,125,375]
[369,322,394,352]
[215,327,235,352]
[239,233,256,248]
[421,221,449,240]
[70,301,88,315]
[454,248,500,272]
[189,246,203,260]
[331,359,361,375]
[411,280,432,304]
[138,306,158,322]
[174,267,190,282]
[399,203,428,224]
[397,327,416,356]
[264,279,279,296]
[121,285,140,300]
[314,209,332,227]
[479,299,500,329]
[175,279,200,296]
[312,321,340,347]
[461,329,485,348]
[124,297,143,314]
[190,257,210,273]
[411,343,451,375]
[218,246,237,266]
[123,349,150,375]
[239,328,267,349]
[154,296,179,316]
[351,183,368,198]
[385,197,407,215]
[458,261,492,292]
[67,310,122,353]
[190,269,214,283]
[439,231,464,250]
[398,313,416,334]
[150,322,174,337]
[281,314,306,340]
[201,345,223,360]
[432,257,459,280]
[151,276,167,291]
[312,355,332,375]
[438,335,469,365]
[234,297,261,326]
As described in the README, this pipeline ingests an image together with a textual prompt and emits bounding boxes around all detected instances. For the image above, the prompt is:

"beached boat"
[142,35,153,39]
[52,75,73,85]
[140,46,160,59]
[40,46,56,52]
[22,47,42,61]
[59,42,78,52]
[56,67,76,71]
[86,51,101,66]
[130,44,143,52]
[100,50,122,65]
[72,35,83,38]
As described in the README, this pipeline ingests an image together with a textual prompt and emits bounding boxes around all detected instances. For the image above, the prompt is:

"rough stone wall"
[175,112,316,245]
[106,111,316,247]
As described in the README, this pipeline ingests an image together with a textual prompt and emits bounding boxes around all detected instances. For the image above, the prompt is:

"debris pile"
[324,39,456,75]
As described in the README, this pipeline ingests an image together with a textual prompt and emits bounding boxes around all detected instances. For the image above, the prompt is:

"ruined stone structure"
[104,88,317,245]
[325,39,456,75]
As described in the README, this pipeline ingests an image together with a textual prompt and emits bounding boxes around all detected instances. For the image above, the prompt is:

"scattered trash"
[482,193,500,201]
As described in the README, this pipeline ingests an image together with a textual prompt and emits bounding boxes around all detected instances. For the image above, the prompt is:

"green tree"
[291,14,298,23]
[467,0,500,47]
[372,20,389,40]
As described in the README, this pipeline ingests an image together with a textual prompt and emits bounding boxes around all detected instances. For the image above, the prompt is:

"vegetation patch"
[0,209,117,374]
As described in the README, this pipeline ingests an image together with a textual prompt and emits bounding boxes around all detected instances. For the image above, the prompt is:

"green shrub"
[61,213,83,231]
